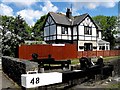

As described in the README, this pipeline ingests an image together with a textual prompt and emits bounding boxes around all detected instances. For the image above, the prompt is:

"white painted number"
[30,77,40,85]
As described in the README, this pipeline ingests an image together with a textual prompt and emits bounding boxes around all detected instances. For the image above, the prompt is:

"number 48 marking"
[30,77,40,84]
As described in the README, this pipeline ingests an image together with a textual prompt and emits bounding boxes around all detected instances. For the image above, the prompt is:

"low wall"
[2,56,38,86]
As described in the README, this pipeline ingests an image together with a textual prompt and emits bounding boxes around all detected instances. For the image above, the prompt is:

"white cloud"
[2,0,37,7]
[87,3,99,9]
[70,2,116,15]
[16,0,58,26]
[49,0,119,2]
[41,0,58,13]
[72,2,116,10]
[17,9,44,26]
[0,3,14,16]
[101,2,116,8]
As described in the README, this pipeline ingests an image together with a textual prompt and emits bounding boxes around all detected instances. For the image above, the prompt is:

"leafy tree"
[32,15,47,40]
[1,15,32,57]
[1,15,15,56]
[13,15,33,40]
[93,15,117,49]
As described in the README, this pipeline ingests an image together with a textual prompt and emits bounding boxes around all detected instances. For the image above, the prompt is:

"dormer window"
[84,26,92,35]
[61,26,68,34]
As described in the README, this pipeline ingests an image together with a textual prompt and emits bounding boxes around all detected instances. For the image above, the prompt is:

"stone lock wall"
[2,56,38,86]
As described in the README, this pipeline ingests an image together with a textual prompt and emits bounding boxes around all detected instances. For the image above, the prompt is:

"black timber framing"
[71,26,73,44]
[43,12,100,45]
[77,26,79,51]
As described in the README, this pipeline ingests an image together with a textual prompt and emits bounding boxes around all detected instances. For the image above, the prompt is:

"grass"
[106,82,120,89]
[103,56,120,62]
[42,56,120,66]
[70,56,120,65]
[71,58,79,65]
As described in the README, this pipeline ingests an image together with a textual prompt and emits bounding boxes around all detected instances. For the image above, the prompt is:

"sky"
[0,0,119,26]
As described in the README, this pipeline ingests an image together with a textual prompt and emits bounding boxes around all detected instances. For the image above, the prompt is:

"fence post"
[82,51,83,57]
[109,50,110,56]
[96,50,97,57]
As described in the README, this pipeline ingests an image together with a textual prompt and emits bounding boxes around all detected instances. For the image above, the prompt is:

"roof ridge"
[73,13,88,19]
[49,12,66,16]
[57,12,66,16]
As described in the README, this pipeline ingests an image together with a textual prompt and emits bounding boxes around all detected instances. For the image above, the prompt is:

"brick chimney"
[66,8,72,19]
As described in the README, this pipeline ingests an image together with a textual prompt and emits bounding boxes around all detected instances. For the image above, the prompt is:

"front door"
[84,43,93,51]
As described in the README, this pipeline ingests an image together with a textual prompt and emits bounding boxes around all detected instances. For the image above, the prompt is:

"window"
[84,43,93,51]
[61,26,68,34]
[102,46,105,50]
[99,46,105,50]
[84,26,92,35]
[93,47,97,49]
[79,46,84,49]
[99,46,102,50]
[106,46,108,50]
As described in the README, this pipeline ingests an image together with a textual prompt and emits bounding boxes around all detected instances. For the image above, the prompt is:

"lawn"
[71,56,120,65]
[103,56,120,62]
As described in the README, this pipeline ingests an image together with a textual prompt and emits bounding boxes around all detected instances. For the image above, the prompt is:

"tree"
[32,15,47,40]
[1,15,32,57]
[13,15,32,40]
[1,15,15,56]
[93,15,117,49]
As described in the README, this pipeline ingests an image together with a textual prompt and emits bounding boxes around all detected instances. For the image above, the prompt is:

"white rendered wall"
[98,31,102,39]
[78,25,84,40]
[68,27,71,40]
[92,28,97,40]
[57,25,61,39]
[73,26,77,40]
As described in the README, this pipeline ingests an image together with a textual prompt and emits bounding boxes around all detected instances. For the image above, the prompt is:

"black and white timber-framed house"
[43,8,110,51]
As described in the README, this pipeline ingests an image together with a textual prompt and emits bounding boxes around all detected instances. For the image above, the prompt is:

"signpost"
[21,72,62,88]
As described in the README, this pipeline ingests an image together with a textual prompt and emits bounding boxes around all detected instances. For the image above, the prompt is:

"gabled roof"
[48,12,102,30]
[73,13,88,25]
[97,39,110,44]
[49,12,71,25]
